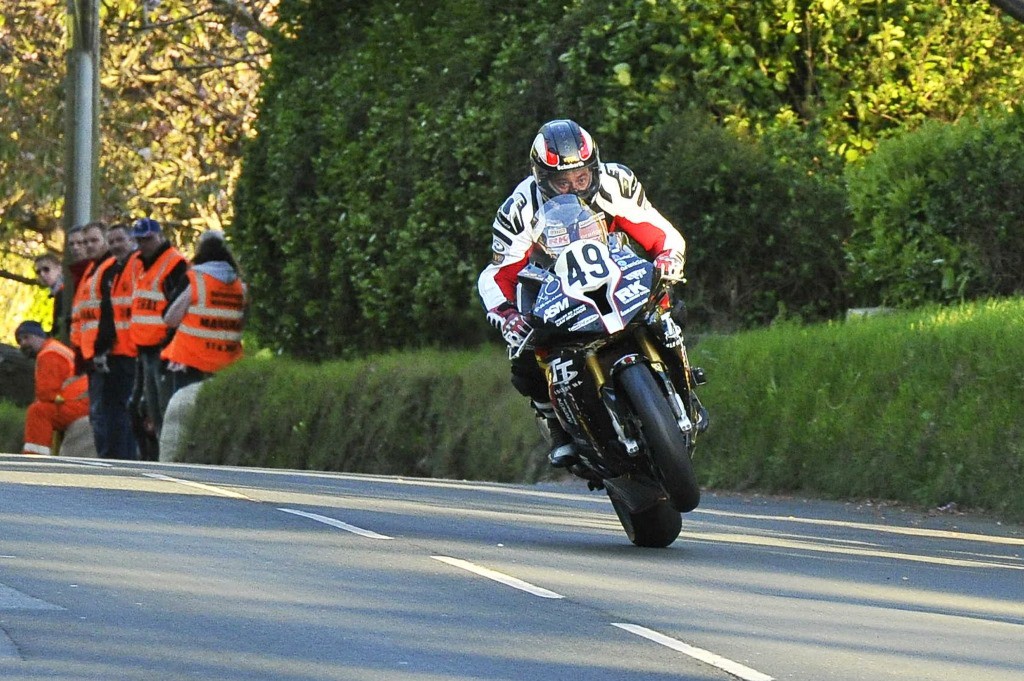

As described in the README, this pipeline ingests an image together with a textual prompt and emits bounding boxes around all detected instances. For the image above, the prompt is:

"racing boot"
[534,401,579,468]
[545,418,579,468]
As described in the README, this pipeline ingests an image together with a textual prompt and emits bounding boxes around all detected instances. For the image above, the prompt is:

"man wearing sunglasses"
[33,254,64,336]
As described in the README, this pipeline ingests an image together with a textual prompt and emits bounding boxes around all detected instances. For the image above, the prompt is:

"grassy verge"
[181,347,555,483]
[0,400,24,453]
[5,299,1020,521]
[692,299,1024,519]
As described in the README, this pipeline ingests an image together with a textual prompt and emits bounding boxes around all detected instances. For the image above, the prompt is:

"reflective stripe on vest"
[42,338,76,368]
[70,260,99,349]
[38,340,87,402]
[60,374,89,402]
[79,256,115,360]
[130,248,185,347]
[161,270,244,373]
[111,253,139,357]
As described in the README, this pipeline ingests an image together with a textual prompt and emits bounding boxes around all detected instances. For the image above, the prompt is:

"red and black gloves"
[654,249,685,282]
[486,302,532,347]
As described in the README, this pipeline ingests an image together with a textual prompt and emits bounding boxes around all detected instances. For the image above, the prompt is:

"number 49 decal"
[555,241,617,293]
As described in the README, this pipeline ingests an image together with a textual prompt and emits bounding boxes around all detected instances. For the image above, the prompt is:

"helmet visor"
[548,167,594,197]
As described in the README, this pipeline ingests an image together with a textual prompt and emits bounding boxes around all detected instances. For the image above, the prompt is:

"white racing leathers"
[477,162,686,311]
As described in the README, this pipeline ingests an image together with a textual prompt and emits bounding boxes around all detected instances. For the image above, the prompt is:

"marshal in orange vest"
[161,269,245,374]
[129,247,186,347]
[69,259,100,351]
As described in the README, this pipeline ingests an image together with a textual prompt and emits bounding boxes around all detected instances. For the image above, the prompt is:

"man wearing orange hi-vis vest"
[82,224,141,460]
[14,321,90,456]
[69,221,109,374]
[127,218,188,456]
[162,230,246,400]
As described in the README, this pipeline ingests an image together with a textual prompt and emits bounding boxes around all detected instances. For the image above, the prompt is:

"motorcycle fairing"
[543,345,630,477]
[532,241,655,336]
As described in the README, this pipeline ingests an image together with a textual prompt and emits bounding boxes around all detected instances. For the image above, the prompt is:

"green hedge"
[641,112,852,328]
[177,299,1024,522]
[180,348,553,483]
[846,110,1024,307]
[694,299,1024,519]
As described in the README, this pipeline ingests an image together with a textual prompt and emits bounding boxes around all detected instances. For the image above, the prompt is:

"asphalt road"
[1,455,1021,681]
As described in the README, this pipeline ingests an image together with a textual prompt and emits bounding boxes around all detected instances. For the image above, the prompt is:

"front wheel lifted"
[618,363,701,512]
[609,493,681,548]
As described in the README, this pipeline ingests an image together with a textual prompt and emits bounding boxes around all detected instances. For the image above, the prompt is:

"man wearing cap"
[14,321,90,456]
[128,217,188,456]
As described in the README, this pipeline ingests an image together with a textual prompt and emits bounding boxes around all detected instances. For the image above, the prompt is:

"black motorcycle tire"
[609,493,682,548]
[618,363,701,513]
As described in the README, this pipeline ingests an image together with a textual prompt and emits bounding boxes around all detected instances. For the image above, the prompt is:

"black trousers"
[510,352,549,405]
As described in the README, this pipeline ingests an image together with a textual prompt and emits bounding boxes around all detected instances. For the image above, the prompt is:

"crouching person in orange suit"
[14,320,90,455]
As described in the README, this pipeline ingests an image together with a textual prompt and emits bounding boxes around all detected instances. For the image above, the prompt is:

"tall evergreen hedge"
[234,0,1024,359]
[845,110,1024,307]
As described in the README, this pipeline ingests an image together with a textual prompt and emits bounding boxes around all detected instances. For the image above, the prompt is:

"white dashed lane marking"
[613,623,774,681]
[431,555,564,599]
[278,508,393,539]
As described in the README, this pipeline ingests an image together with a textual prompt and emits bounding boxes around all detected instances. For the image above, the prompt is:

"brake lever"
[507,329,536,360]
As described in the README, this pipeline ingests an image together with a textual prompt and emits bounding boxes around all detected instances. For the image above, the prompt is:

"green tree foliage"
[642,111,852,328]
[0,0,276,339]
[235,1,571,358]
[239,0,1024,358]
[845,110,1024,307]
[554,0,1024,159]
[0,0,275,267]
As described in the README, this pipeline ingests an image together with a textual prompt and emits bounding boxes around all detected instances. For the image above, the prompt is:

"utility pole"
[60,0,99,340]
[64,0,100,232]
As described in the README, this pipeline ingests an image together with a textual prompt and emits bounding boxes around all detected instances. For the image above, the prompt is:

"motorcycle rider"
[478,119,687,468]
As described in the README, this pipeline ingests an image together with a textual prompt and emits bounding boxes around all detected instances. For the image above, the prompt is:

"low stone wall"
[0,343,35,407]
[58,417,97,458]
[159,381,204,462]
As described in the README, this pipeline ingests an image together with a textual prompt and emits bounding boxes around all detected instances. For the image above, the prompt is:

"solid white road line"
[142,473,253,500]
[431,556,564,599]
[278,508,393,539]
[612,623,774,681]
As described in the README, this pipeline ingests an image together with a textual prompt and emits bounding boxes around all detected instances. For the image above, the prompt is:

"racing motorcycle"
[514,195,708,548]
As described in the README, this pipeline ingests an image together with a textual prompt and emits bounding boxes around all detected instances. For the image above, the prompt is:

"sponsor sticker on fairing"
[542,297,572,322]
[546,233,571,249]
[624,267,648,281]
[553,306,586,326]
[569,314,599,331]
[615,281,649,305]
[547,357,578,385]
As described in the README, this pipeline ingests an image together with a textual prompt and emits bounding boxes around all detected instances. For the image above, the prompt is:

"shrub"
[694,299,1024,519]
[181,348,554,483]
[846,110,1024,307]
[641,111,852,329]
[0,400,24,453]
